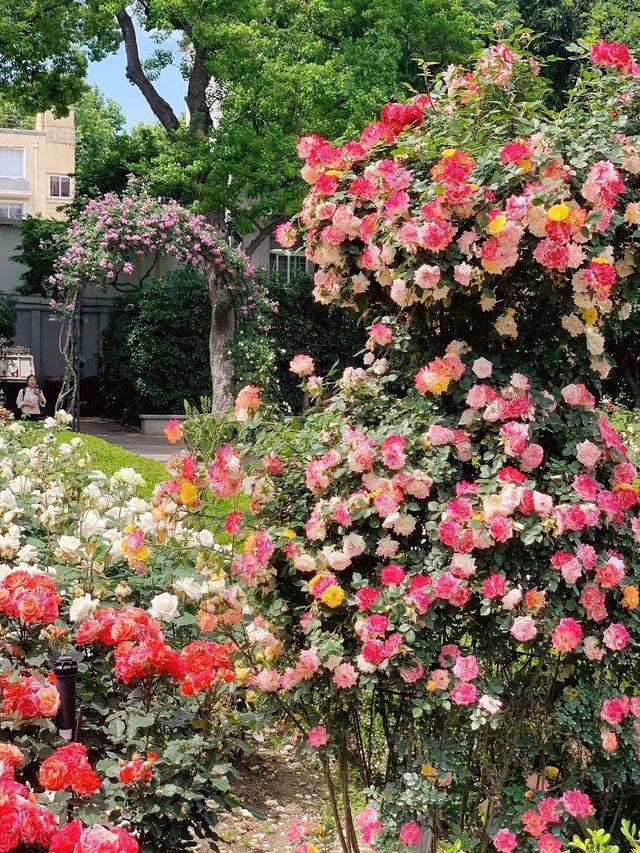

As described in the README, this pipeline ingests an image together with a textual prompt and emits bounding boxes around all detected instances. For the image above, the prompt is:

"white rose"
[472,357,493,379]
[343,533,366,558]
[43,417,57,429]
[79,510,105,538]
[194,529,215,548]
[112,467,145,487]
[293,554,316,573]
[16,544,38,563]
[149,592,179,622]
[55,535,82,561]
[9,476,32,495]
[69,593,99,624]
[173,577,203,602]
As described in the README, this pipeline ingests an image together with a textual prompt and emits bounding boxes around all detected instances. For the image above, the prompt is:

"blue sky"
[87,29,186,129]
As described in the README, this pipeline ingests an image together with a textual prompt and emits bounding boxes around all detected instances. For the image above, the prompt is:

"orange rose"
[38,757,68,791]
[38,686,61,717]
[622,585,639,610]
[16,593,41,622]
[111,618,136,644]
[72,767,101,795]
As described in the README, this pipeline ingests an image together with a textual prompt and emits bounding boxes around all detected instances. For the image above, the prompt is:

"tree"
[0,1,117,114]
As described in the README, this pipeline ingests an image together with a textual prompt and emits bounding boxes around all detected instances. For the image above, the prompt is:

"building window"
[0,202,24,219]
[49,175,72,198]
[0,148,24,179]
[269,239,308,283]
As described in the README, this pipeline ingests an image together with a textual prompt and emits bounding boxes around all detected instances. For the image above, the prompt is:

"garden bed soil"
[216,746,343,852]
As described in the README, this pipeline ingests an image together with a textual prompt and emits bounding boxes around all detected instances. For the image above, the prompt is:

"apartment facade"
[0,110,75,222]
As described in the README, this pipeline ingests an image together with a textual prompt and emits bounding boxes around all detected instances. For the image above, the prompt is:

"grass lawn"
[60,431,167,497]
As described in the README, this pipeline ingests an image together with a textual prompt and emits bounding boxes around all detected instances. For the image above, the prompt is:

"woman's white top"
[16,387,46,415]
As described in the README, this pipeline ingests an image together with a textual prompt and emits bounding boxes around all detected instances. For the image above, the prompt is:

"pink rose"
[450,682,477,706]
[380,564,406,585]
[399,822,422,845]
[511,616,537,642]
[493,829,518,853]
[307,725,330,748]
[332,663,358,689]
[603,622,630,650]
[551,618,583,652]
[289,354,315,377]
[452,654,479,682]
[576,440,602,468]
[561,789,593,818]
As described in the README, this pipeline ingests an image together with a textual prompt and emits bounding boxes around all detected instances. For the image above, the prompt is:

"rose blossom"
[511,616,537,642]
[493,829,518,853]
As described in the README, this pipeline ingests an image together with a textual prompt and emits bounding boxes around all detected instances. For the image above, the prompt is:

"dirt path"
[215,746,343,853]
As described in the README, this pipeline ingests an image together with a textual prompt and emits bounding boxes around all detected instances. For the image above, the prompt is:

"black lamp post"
[54,655,78,741]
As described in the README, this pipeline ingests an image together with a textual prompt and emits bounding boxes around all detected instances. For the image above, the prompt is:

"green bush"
[101,268,212,423]
[0,294,16,340]
[102,265,364,422]
[259,270,365,411]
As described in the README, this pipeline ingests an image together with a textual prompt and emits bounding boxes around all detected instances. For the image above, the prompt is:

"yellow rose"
[421,763,436,780]
[582,307,598,326]
[442,148,457,158]
[180,481,198,505]
[517,157,533,173]
[235,667,250,682]
[326,169,342,177]
[544,765,559,781]
[547,202,570,222]
[430,376,451,395]
[321,585,345,608]
[282,528,297,539]
[487,214,507,235]
[426,679,437,693]
[592,256,611,265]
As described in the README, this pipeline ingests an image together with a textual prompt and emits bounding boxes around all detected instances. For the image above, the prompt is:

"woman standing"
[16,375,46,421]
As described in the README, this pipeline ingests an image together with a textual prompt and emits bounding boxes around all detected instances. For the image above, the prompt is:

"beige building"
[0,110,75,222]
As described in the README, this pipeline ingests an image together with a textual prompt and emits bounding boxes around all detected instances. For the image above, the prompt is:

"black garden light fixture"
[53,654,78,741]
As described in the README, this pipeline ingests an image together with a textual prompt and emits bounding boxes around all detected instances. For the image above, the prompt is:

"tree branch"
[115,6,180,133]
[243,219,278,258]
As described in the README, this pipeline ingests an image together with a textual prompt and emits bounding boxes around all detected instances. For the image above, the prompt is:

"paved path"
[78,418,179,463]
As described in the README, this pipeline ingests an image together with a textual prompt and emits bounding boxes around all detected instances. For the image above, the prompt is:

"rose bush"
[0,415,255,851]
[159,36,640,853]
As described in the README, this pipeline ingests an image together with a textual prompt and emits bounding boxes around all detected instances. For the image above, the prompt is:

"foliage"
[0,413,259,851]
[0,294,16,340]
[11,217,67,297]
[100,269,213,423]
[160,38,640,852]
[196,0,477,231]
[586,0,640,54]
[0,1,117,114]
[265,271,366,411]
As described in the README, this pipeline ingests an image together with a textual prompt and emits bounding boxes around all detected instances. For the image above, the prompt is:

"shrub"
[101,269,212,422]
[0,293,16,339]
[166,36,640,853]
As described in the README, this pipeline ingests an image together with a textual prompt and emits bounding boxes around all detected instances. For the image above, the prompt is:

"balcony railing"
[0,115,36,131]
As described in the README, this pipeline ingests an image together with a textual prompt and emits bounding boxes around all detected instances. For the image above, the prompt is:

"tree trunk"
[207,263,234,413]
[617,341,640,408]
